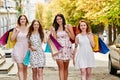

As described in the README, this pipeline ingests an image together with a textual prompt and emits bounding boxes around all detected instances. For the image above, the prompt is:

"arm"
[73,36,79,58]
[11,27,20,41]
[88,33,95,48]
[50,26,57,39]
[65,24,75,40]
[73,36,79,65]
[28,38,37,51]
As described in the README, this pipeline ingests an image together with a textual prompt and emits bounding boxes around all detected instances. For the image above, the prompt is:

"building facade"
[0,0,17,36]
[22,0,51,23]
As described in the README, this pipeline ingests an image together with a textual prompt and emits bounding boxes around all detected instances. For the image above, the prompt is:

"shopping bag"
[70,27,76,43]
[92,35,99,52]
[23,50,30,66]
[49,34,62,50]
[0,31,9,45]
[99,38,109,54]
[45,42,51,52]
[48,38,59,56]
[0,28,14,46]
[6,32,16,49]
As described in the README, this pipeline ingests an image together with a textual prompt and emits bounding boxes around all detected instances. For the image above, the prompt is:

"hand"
[87,33,93,41]
[30,46,37,51]
[15,28,20,33]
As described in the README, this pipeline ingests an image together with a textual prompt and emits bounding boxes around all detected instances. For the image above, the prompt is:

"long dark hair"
[52,14,66,31]
[17,14,29,26]
[27,20,44,42]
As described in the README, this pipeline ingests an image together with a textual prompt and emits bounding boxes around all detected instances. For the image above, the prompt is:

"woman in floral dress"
[27,20,45,80]
[51,14,75,80]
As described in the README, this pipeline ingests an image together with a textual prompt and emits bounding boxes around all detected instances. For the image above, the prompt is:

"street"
[0,52,120,80]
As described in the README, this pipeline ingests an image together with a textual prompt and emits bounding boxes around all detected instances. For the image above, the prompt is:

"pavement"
[0,44,120,80]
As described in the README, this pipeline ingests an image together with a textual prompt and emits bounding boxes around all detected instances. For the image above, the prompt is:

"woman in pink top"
[11,14,29,80]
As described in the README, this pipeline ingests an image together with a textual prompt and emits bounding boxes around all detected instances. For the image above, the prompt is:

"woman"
[73,20,95,80]
[27,20,45,80]
[51,14,74,80]
[11,14,29,80]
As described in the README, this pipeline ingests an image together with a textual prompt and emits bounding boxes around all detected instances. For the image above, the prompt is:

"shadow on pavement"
[112,73,120,78]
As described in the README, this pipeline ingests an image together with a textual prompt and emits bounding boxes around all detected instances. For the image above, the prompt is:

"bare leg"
[37,68,43,80]
[23,65,27,80]
[56,60,64,80]
[17,63,24,80]
[63,60,69,80]
[32,68,37,80]
[86,68,92,80]
[80,68,86,80]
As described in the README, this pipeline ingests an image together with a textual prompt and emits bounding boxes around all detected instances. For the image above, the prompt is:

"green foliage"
[35,0,120,31]
[35,3,44,27]
[44,10,52,30]
[15,0,22,17]
[91,22,104,34]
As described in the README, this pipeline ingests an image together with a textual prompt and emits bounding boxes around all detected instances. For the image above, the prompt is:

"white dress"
[75,34,95,69]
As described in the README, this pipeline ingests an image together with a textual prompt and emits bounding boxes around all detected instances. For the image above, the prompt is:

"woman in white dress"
[73,20,95,80]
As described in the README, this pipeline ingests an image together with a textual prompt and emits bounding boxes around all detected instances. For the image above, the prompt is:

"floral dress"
[53,31,73,60]
[30,34,45,68]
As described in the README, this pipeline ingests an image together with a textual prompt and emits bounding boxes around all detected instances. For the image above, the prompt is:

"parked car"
[109,34,120,74]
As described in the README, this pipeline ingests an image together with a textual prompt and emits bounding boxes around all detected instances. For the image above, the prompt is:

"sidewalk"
[1,53,120,80]
[1,44,120,80]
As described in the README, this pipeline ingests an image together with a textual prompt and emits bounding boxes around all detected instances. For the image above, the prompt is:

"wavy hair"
[27,20,44,42]
[52,14,66,31]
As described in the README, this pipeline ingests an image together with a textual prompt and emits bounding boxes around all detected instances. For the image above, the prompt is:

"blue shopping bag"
[23,50,30,66]
[45,42,51,53]
[99,38,109,54]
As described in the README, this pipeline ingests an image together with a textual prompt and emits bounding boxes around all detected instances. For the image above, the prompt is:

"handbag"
[93,35,99,52]
[6,32,16,49]
[0,28,14,45]
[99,38,109,54]
[45,42,51,53]
[48,38,59,56]
[0,31,9,45]
[70,27,76,43]
[23,50,30,66]
[49,34,62,50]
[48,34,62,56]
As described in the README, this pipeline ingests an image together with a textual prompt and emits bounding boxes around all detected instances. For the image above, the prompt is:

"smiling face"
[56,16,63,25]
[33,21,39,31]
[80,22,87,32]
[20,16,27,25]
[17,15,29,26]
[78,20,90,33]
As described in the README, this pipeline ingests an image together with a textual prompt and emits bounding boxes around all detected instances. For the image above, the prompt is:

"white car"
[109,34,120,74]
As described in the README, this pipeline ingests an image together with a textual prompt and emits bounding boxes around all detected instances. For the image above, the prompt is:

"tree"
[35,3,44,27]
